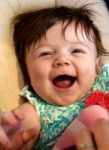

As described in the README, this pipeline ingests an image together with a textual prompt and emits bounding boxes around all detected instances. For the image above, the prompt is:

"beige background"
[0,0,109,110]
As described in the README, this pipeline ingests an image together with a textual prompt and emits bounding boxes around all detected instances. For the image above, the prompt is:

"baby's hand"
[0,109,37,150]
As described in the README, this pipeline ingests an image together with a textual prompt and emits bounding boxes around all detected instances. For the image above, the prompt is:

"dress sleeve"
[19,85,41,116]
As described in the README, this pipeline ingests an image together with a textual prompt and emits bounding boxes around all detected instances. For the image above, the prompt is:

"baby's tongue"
[54,80,71,88]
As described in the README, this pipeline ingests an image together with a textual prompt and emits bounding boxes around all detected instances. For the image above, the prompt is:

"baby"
[0,5,109,150]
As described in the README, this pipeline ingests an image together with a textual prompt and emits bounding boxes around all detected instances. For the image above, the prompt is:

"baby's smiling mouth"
[52,75,77,89]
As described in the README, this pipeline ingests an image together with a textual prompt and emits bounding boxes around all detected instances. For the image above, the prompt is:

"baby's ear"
[96,57,103,74]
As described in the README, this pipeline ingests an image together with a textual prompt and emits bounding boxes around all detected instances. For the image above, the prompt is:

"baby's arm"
[0,102,41,150]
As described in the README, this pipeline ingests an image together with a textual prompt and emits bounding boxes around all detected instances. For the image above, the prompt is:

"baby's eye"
[39,51,53,57]
[72,49,83,53]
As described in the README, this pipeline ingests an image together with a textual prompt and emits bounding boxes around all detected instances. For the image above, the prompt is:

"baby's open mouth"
[52,75,77,89]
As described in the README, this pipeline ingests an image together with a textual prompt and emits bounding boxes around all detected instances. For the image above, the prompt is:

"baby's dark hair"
[13,5,108,84]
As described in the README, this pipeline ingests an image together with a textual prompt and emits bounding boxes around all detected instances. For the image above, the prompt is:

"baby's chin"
[45,96,78,106]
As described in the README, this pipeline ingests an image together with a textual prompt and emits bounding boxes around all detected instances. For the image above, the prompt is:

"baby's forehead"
[30,21,95,52]
[41,21,95,45]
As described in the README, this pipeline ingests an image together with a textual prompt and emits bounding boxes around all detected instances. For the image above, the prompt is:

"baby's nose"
[53,55,71,67]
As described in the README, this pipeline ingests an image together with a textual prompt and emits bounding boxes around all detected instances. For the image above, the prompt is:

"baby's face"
[25,22,99,106]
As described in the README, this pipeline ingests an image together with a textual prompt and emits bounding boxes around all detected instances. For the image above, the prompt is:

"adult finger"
[9,128,38,150]
[0,126,12,149]
[1,111,21,135]
[75,128,96,150]
[91,119,109,150]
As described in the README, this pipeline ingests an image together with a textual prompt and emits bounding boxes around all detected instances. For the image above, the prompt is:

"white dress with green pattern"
[20,64,109,150]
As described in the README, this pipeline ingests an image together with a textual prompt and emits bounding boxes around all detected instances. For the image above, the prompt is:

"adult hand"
[75,119,109,150]
[0,110,37,150]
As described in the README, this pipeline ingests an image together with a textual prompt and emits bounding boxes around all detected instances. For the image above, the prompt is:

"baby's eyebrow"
[30,44,52,54]
[34,44,50,50]
[70,41,95,50]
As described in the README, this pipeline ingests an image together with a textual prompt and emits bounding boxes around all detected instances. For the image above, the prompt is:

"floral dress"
[20,64,109,150]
